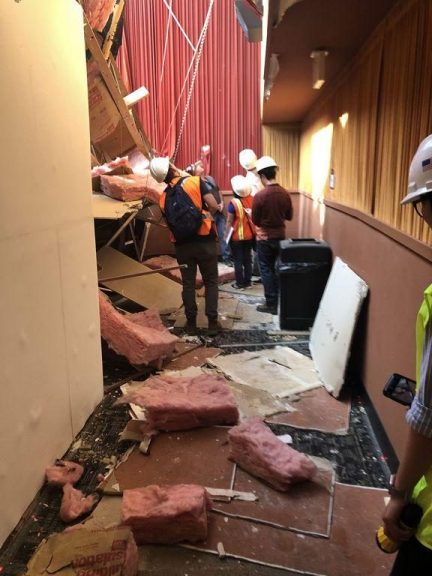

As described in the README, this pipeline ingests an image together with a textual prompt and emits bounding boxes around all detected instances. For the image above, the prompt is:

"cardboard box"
[24,526,138,576]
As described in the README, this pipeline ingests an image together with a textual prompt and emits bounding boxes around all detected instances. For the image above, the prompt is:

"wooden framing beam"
[84,14,152,157]
[102,0,125,59]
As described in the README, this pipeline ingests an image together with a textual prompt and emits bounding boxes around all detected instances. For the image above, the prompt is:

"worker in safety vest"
[239,148,263,280]
[382,134,432,573]
[149,157,221,336]
[225,175,256,290]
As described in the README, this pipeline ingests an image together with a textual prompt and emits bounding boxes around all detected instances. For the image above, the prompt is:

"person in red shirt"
[225,175,256,289]
[252,156,293,314]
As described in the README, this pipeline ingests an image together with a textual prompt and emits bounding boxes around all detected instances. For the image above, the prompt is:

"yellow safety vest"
[231,197,255,241]
[412,283,432,549]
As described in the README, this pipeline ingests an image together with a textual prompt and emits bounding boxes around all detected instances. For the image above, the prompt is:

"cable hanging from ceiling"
[160,0,215,159]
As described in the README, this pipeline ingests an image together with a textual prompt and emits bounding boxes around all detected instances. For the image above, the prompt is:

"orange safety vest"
[231,196,255,241]
[159,175,214,242]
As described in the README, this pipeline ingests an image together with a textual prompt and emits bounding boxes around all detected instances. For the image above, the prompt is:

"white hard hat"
[401,134,432,204]
[239,149,257,170]
[256,155,278,173]
[231,175,252,198]
[149,156,170,183]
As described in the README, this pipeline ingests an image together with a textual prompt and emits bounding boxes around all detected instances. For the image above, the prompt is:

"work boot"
[256,304,277,315]
[185,319,198,335]
[207,318,222,336]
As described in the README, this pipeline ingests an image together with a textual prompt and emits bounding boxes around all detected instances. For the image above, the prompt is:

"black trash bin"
[277,238,332,330]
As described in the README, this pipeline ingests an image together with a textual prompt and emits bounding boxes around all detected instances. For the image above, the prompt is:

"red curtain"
[117,0,261,189]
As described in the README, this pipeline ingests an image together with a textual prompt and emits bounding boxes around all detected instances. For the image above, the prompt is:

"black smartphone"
[383,373,416,407]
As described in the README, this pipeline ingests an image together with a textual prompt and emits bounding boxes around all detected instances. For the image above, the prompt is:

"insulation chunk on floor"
[118,373,239,432]
[99,294,178,366]
[101,173,161,203]
[45,460,84,486]
[228,417,317,491]
[121,484,211,544]
[145,255,235,287]
[59,483,97,522]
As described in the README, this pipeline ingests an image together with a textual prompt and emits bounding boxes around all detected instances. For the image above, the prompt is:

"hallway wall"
[0,1,103,546]
[299,194,432,457]
[289,0,432,458]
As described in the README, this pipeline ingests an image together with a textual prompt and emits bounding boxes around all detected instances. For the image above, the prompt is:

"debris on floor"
[207,347,322,398]
[99,292,178,366]
[23,526,138,576]
[1,270,393,576]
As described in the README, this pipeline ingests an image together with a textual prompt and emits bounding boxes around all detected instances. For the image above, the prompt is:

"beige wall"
[299,195,431,458]
[0,1,103,545]
[284,0,432,458]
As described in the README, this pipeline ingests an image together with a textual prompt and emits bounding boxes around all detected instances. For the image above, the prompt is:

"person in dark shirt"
[252,156,293,315]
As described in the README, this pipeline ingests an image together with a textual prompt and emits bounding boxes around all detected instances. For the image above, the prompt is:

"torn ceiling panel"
[97,246,182,312]
[207,347,322,398]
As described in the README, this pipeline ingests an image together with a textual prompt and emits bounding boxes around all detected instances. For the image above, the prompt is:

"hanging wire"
[155,0,173,133]
[172,0,215,161]
[161,0,215,157]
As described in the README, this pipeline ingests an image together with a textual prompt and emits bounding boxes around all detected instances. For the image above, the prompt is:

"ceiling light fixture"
[310,50,329,90]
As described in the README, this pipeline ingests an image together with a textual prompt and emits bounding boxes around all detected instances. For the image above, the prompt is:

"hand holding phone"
[383,373,416,406]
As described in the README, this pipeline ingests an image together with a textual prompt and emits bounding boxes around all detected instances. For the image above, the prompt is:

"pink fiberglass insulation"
[127,309,167,331]
[118,373,239,432]
[100,174,161,203]
[121,484,212,544]
[228,417,317,491]
[145,255,235,288]
[91,157,132,176]
[59,483,97,522]
[45,461,84,486]
[99,295,178,366]
[82,0,116,32]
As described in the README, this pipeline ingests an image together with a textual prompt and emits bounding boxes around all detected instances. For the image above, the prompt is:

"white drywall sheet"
[0,2,103,546]
[207,347,322,398]
[98,246,183,312]
[309,257,369,397]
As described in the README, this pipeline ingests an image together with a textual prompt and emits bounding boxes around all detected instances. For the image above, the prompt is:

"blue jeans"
[256,239,281,308]
[214,211,231,261]
[230,240,253,287]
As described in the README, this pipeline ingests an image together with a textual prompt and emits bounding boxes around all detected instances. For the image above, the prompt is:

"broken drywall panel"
[207,347,322,398]
[309,257,369,398]
[228,380,290,421]
[97,246,182,312]
[92,193,142,219]
[267,386,351,435]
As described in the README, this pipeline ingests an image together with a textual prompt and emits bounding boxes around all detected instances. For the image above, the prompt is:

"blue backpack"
[164,177,203,241]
